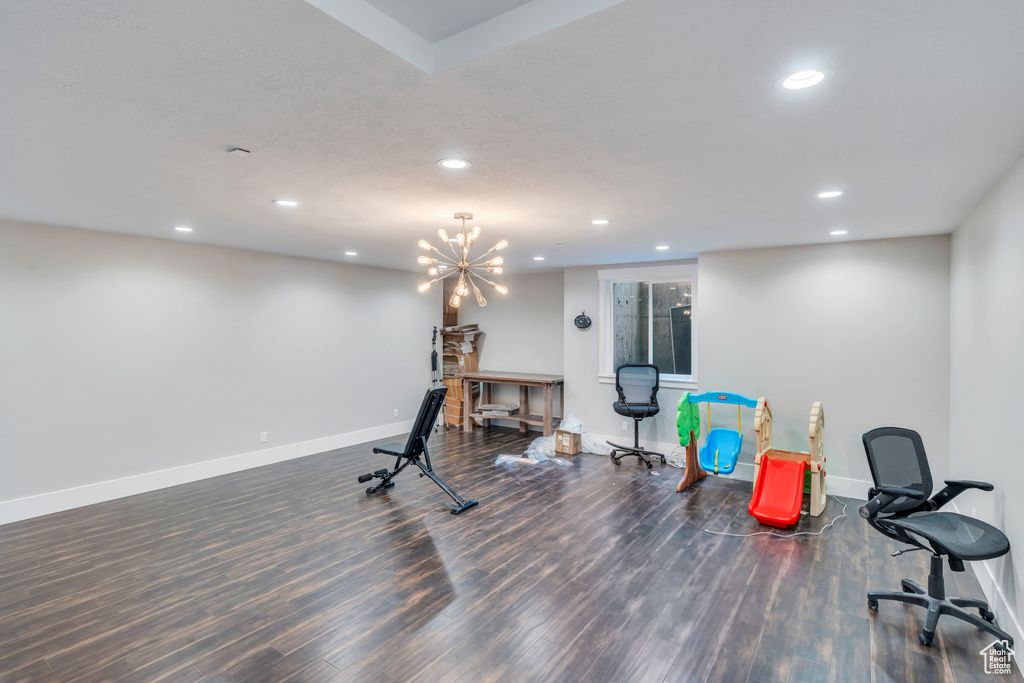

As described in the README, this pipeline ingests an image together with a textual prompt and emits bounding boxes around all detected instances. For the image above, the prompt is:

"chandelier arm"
[466,273,487,306]
[443,239,465,263]
[433,253,459,266]
[475,274,504,289]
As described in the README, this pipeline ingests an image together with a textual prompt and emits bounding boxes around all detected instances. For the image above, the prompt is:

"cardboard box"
[443,378,463,402]
[457,352,479,374]
[555,430,581,455]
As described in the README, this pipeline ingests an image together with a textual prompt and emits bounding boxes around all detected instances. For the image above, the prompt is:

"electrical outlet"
[622,420,629,431]
[394,409,399,418]
[260,432,267,443]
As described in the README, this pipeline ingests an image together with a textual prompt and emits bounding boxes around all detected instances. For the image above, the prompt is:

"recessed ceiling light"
[344,251,357,256]
[534,256,545,261]
[818,190,843,198]
[272,199,299,207]
[782,70,825,89]
[591,219,611,225]
[174,226,193,232]
[438,158,471,169]
[656,245,669,250]
[830,230,848,236]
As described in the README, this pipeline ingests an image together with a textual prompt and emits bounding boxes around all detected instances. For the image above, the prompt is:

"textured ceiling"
[2,0,1024,274]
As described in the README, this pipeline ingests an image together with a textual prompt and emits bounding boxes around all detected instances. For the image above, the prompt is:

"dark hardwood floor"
[0,427,1018,682]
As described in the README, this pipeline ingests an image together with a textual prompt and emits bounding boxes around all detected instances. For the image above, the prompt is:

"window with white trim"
[599,264,697,385]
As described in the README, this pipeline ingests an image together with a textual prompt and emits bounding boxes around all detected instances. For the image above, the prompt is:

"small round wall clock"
[574,311,592,330]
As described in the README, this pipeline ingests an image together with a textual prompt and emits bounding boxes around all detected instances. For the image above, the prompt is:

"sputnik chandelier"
[416,212,508,308]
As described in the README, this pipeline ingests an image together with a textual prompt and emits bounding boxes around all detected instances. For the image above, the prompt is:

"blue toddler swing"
[688,391,758,475]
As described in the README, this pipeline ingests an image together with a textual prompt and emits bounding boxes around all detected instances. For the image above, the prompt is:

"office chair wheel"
[902,585,914,593]
[982,609,995,622]
[610,453,620,465]
[867,598,878,610]
[918,632,933,647]
[646,460,653,469]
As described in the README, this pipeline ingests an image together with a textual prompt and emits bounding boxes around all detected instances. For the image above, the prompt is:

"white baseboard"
[950,502,1023,649]
[585,432,870,501]
[0,420,414,527]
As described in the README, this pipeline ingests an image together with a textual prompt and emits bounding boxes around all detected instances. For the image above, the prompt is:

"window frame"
[597,263,698,390]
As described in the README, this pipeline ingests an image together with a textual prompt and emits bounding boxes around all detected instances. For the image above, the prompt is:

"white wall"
[0,219,438,522]
[698,236,951,495]
[456,270,564,429]
[950,154,1024,646]
[563,260,696,451]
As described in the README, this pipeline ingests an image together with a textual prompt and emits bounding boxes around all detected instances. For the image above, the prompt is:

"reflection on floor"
[0,426,1017,682]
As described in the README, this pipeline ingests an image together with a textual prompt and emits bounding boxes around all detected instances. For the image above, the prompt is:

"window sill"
[598,375,698,391]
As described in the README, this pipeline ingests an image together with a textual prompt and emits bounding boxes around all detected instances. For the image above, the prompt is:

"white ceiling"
[363,0,534,42]
[2,0,1024,274]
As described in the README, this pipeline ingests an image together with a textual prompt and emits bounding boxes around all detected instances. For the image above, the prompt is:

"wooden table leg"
[462,377,472,432]
[543,384,553,436]
[519,385,529,434]
[481,382,491,428]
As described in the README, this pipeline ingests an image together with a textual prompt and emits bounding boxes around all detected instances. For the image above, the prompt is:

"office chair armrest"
[928,479,995,510]
[859,486,926,519]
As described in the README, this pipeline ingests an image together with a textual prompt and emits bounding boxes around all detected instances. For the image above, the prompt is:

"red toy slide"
[748,457,807,527]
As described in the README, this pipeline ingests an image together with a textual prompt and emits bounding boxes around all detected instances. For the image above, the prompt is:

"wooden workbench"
[460,371,564,436]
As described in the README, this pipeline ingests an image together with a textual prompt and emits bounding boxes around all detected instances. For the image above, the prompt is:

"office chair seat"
[612,402,661,419]
[861,426,1013,650]
[886,512,1009,561]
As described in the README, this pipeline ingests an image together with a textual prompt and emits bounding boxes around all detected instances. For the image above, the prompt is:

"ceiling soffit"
[303,0,631,73]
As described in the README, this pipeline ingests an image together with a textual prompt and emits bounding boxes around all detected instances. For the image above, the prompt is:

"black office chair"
[860,427,1012,649]
[606,364,666,468]
[357,387,478,514]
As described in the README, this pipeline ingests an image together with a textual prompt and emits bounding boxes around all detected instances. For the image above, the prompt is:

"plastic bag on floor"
[557,414,584,434]
[495,454,539,465]
[547,457,572,467]
[581,432,612,455]
[523,435,555,461]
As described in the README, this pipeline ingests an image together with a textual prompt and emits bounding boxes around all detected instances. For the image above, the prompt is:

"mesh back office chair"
[606,364,666,468]
[860,427,1012,648]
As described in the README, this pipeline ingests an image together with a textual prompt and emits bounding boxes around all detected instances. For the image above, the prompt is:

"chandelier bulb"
[494,239,508,251]
[495,285,509,295]
[449,292,461,308]
[487,256,503,267]
[417,255,436,266]
[437,228,448,243]
[487,266,503,274]
[418,281,435,293]
[428,267,438,276]
[457,233,465,247]
[418,239,434,252]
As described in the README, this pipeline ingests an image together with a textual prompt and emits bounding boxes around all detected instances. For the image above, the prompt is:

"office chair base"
[607,441,667,468]
[867,556,1012,649]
